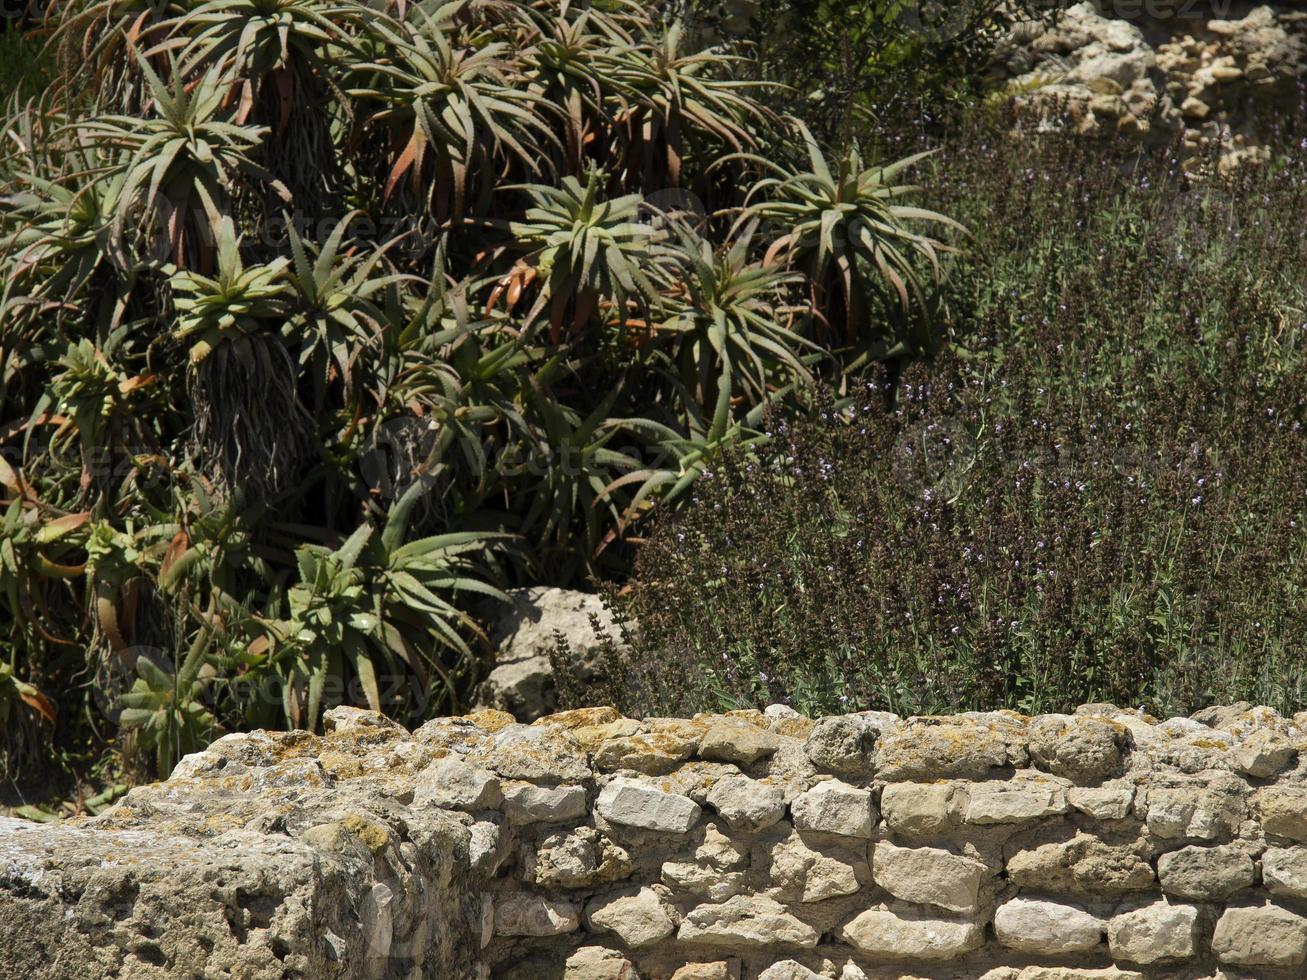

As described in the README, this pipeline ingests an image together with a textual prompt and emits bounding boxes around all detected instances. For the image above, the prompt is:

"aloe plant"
[504,166,661,341]
[82,55,287,267]
[118,629,222,777]
[274,481,508,728]
[350,7,551,220]
[739,121,964,357]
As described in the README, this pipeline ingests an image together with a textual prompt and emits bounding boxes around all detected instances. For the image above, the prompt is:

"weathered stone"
[791,779,875,838]
[872,842,986,914]
[877,717,1027,781]
[880,782,967,837]
[1106,901,1200,965]
[470,723,591,785]
[469,819,510,877]
[964,778,1070,824]
[1232,728,1296,778]
[563,945,640,980]
[535,706,622,730]
[662,825,750,900]
[595,731,699,775]
[494,893,581,937]
[476,586,622,721]
[412,755,502,811]
[1143,782,1245,841]
[597,777,702,832]
[1028,716,1130,784]
[501,781,588,825]
[1257,786,1307,841]
[757,962,824,980]
[767,831,864,903]
[0,814,480,979]
[670,963,738,980]
[662,860,748,902]
[1068,786,1134,821]
[323,704,405,734]
[1156,844,1254,901]
[705,775,786,833]
[678,895,819,949]
[531,827,632,888]
[804,715,876,776]
[585,887,675,947]
[699,721,780,766]
[1263,846,1307,899]
[1212,902,1307,967]
[841,907,986,961]
[1007,833,1155,896]
[994,898,1103,954]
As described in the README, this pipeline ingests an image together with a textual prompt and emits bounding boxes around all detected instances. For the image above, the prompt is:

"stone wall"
[6,703,1307,978]
[993,2,1306,169]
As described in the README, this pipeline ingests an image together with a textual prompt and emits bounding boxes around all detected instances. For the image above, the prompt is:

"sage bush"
[578,123,1307,719]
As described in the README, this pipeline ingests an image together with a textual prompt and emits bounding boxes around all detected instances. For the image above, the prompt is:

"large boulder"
[474,587,624,721]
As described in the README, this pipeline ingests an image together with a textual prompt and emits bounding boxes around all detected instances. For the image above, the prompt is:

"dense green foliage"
[682,0,1052,145]
[0,1,957,782]
[570,123,1307,720]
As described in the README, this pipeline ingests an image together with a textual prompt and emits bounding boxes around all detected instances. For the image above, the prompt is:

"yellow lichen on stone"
[341,814,392,853]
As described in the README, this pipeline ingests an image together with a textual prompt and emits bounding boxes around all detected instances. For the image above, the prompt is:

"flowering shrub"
[574,123,1307,719]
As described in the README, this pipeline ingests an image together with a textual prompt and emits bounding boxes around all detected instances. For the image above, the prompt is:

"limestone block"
[791,779,875,838]
[804,715,877,775]
[531,827,631,888]
[595,731,700,775]
[699,720,780,765]
[1068,786,1134,821]
[993,897,1104,954]
[585,887,676,947]
[1007,833,1155,896]
[767,831,865,903]
[964,778,1071,824]
[1156,844,1254,901]
[470,723,591,784]
[1142,783,1245,841]
[876,717,1027,781]
[840,906,985,961]
[1257,786,1307,841]
[705,774,786,833]
[563,946,640,980]
[469,819,510,877]
[412,756,502,811]
[880,782,967,837]
[1028,715,1130,784]
[872,842,986,914]
[1263,846,1307,899]
[1106,900,1200,965]
[678,895,819,949]
[1212,902,1307,967]
[1232,728,1296,778]
[757,961,825,980]
[597,777,702,832]
[501,781,587,825]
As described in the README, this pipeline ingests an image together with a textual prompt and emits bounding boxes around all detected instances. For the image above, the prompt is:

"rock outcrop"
[6,703,1307,977]
[475,587,624,721]
[994,2,1307,168]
